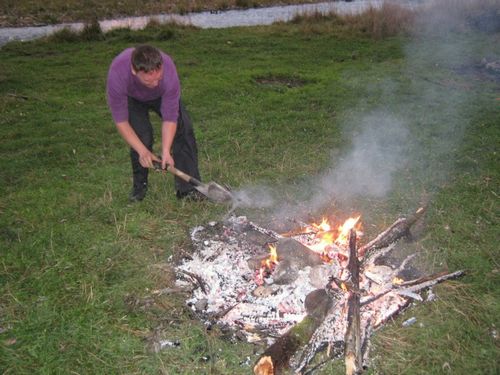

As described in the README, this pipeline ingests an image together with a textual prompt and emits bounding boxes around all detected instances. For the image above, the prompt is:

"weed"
[291,3,415,39]
[80,18,105,41]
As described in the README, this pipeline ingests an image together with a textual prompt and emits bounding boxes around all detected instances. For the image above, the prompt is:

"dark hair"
[131,45,162,73]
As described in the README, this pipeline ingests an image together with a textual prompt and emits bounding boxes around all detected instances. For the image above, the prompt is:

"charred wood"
[254,289,334,375]
[280,229,316,238]
[360,319,373,371]
[247,221,283,240]
[151,286,193,296]
[177,269,208,295]
[7,92,29,100]
[358,207,426,258]
[247,238,323,271]
[345,229,362,375]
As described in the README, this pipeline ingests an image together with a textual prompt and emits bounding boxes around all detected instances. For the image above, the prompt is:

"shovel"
[152,161,233,203]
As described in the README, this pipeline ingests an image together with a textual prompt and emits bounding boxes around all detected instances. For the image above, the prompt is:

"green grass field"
[0,4,499,374]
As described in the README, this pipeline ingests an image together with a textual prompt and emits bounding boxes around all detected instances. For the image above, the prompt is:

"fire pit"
[174,208,463,374]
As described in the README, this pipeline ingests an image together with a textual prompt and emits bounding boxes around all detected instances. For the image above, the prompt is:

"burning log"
[358,206,426,258]
[247,238,325,286]
[344,229,362,375]
[247,238,324,272]
[253,289,336,375]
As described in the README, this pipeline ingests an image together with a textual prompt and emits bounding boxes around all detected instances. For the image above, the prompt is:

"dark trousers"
[128,96,201,194]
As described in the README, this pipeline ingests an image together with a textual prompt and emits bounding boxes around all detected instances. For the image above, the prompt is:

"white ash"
[176,216,321,337]
[402,317,417,327]
[426,288,437,301]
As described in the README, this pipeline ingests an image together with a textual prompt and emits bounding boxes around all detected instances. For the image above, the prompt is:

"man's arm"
[116,121,160,168]
[161,121,177,169]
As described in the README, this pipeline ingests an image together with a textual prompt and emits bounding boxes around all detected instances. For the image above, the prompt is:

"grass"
[1,2,499,374]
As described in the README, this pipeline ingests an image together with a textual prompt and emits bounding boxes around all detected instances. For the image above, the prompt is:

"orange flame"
[307,216,363,259]
[335,216,361,246]
[256,244,279,285]
[312,218,331,232]
[263,244,278,268]
[392,277,404,285]
[256,216,362,284]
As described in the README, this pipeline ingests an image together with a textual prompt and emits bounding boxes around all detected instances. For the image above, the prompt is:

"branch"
[345,229,362,375]
[359,207,426,258]
[360,270,465,307]
[177,269,208,295]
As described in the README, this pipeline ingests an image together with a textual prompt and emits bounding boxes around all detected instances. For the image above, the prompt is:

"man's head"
[131,45,163,88]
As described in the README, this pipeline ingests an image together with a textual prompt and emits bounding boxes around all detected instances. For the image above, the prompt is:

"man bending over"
[106,44,202,202]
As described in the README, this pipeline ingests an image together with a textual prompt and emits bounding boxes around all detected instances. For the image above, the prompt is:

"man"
[106,44,202,202]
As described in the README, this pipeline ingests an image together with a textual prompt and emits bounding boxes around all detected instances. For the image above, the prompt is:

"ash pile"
[174,211,463,374]
[176,216,322,340]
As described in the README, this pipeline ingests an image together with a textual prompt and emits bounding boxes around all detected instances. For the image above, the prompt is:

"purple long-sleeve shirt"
[106,48,180,124]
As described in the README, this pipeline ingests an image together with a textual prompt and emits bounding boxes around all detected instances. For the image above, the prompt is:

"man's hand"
[138,150,161,168]
[161,152,174,170]
[116,121,160,168]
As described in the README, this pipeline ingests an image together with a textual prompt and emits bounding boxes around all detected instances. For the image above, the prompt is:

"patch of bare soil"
[255,74,310,88]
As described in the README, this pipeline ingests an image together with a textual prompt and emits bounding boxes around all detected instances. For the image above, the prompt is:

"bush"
[80,18,104,41]
[48,27,81,43]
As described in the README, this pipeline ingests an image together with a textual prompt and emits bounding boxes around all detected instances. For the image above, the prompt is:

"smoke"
[264,111,411,220]
[231,185,275,209]
[316,112,409,201]
[230,0,497,219]
[230,111,410,217]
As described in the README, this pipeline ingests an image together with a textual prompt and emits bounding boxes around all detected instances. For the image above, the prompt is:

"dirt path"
[0,0,324,27]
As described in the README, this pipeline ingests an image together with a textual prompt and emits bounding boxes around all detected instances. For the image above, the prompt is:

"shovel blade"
[194,182,233,203]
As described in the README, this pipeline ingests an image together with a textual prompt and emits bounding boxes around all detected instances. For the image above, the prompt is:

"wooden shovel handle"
[167,166,202,187]
[152,161,201,187]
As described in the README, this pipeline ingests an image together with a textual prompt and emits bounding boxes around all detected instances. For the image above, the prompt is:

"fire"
[306,216,363,261]
[255,216,362,285]
[256,243,279,285]
[263,243,278,268]
[335,216,361,246]
[312,218,331,232]
[340,282,348,292]
[392,277,404,285]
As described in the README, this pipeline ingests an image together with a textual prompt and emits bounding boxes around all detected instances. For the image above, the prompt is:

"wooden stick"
[358,207,426,258]
[247,221,283,240]
[279,229,316,238]
[7,92,29,100]
[177,269,208,295]
[360,270,465,307]
[345,229,362,375]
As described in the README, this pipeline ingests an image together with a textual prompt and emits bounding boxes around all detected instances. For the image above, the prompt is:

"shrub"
[48,27,81,43]
[288,3,415,39]
[80,18,104,41]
